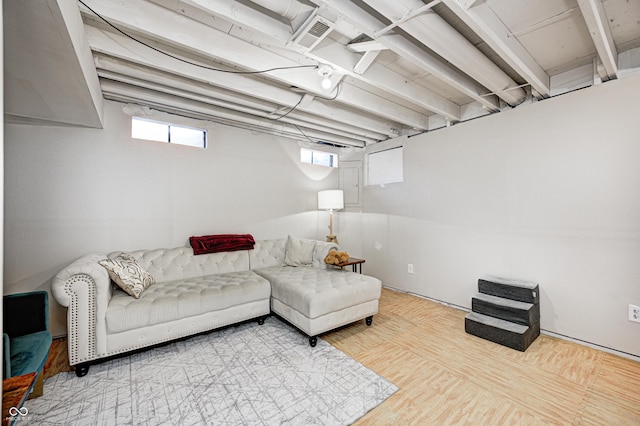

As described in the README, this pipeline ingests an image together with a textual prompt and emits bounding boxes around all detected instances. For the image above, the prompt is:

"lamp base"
[326,235,339,244]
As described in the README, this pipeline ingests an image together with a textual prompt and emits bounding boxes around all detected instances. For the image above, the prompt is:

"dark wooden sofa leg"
[366,316,373,326]
[75,363,90,377]
[257,315,268,325]
[309,336,318,347]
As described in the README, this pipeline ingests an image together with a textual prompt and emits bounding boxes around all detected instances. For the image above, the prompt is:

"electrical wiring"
[79,0,351,144]
[293,124,319,144]
[267,97,304,121]
[77,0,318,75]
[268,81,340,122]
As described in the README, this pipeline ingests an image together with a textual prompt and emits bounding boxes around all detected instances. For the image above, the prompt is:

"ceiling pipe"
[308,0,500,111]
[94,54,388,141]
[98,73,380,144]
[232,0,462,120]
[362,0,527,106]
[101,82,367,147]
[82,7,411,136]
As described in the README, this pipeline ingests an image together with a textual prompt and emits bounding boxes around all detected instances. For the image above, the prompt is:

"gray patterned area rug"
[26,317,398,425]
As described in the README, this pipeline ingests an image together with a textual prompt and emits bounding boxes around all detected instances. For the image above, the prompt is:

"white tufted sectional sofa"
[52,238,382,376]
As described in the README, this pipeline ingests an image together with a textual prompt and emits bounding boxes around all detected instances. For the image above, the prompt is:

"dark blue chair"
[3,291,52,398]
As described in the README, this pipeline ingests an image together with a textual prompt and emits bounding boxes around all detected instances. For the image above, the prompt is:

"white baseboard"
[382,285,640,363]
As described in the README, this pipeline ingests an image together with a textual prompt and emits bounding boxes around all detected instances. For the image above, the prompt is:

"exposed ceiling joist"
[201,0,462,120]
[87,27,392,140]
[373,0,442,37]
[80,0,426,131]
[310,39,461,120]
[182,0,495,122]
[577,0,618,79]
[101,81,366,147]
[441,0,551,97]
[347,40,388,53]
[96,64,379,144]
[362,0,526,106]
[353,50,381,75]
[7,0,640,147]
[249,0,315,30]
[86,31,393,141]
[314,0,500,111]
[142,0,443,125]
[182,0,292,44]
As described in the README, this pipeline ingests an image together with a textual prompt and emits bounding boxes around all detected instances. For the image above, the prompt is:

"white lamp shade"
[318,190,344,211]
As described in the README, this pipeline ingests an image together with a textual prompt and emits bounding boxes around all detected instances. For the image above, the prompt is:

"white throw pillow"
[99,253,155,299]
[283,235,316,266]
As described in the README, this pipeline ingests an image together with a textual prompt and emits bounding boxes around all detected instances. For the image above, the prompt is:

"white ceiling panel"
[516,8,596,73]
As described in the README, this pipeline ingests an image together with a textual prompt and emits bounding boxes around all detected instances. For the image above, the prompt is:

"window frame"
[300,147,339,168]
[131,116,207,148]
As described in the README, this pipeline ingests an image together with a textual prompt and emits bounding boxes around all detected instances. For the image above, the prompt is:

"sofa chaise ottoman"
[250,237,382,346]
[254,266,381,346]
[52,237,382,375]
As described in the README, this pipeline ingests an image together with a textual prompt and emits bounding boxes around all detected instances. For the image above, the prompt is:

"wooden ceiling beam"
[80,0,426,131]
[577,0,618,79]
[87,28,392,140]
[441,0,551,97]
[313,0,500,111]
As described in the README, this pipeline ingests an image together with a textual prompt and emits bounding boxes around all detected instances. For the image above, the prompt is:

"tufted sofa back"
[250,239,338,270]
[107,238,336,284]
[250,239,287,269]
[111,246,250,284]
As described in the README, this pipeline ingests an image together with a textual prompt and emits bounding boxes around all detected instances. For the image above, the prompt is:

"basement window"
[301,148,338,168]
[131,117,206,148]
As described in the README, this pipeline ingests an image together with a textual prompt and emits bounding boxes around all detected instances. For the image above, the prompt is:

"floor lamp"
[318,190,344,244]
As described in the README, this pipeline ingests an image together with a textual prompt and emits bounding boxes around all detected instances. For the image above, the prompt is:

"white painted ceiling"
[5,0,640,147]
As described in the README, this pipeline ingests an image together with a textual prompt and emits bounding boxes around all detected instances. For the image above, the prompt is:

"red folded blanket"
[189,234,256,255]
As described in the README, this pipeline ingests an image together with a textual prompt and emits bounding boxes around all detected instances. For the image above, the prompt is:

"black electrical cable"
[79,0,348,138]
[77,0,318,75]
[267,96,304,121]
[293,125,319,144]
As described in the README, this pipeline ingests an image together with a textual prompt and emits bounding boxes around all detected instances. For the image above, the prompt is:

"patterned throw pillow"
[98,253,155,299]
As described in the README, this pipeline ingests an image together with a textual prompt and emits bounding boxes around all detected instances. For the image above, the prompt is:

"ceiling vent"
[289,13,334,51]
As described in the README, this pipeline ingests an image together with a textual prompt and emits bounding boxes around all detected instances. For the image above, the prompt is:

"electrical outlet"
[407,264,414,274]
[629,304,640,323]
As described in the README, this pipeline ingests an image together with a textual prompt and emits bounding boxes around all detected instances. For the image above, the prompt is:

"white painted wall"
[4,100,338,336]
[340,74,640,357]
[5,76,640,357]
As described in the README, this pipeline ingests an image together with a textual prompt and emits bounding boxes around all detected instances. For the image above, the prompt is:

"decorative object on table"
[3,291,52,399]
[25,317,398,426]
[317,189,344,244]
[324,249,350,265]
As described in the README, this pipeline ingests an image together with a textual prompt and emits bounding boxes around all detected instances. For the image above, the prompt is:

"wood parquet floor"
[43,287,640,425]
[324,287,640,425]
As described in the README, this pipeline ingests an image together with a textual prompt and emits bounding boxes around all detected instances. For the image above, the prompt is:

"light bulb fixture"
[318,65,333,90]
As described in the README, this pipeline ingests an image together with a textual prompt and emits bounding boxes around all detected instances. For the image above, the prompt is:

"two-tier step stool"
[465,276,540,351]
